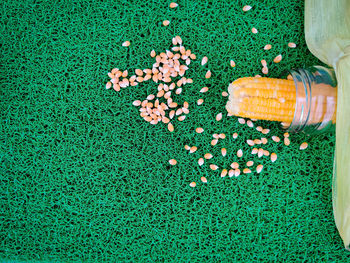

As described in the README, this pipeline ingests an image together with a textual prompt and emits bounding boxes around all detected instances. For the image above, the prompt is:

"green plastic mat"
[1,0,349,261]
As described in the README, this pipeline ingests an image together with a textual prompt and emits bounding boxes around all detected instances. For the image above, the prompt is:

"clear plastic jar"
[283,66,337,134]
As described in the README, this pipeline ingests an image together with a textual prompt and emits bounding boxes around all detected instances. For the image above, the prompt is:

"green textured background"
[1,0,349,262]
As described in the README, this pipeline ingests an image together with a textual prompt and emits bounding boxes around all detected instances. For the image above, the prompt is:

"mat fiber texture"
[1,0,350,262]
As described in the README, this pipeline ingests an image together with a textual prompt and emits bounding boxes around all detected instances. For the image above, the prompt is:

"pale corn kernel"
[247,140,255,146]
[288,42,297,48]
[272,136,280,142]
[232,133,238,139]
[246,161,254,167]
[200,87,208,93]
[235,169,241,177]
[251,148,258,154]
[271,153,277,162]
[201,177,207,183]
[213,134,219,139]
[169,159,177,165]
[264,44,272,50]
[261,138,268,144]
[243,5,252,11]
[221,148,227,157]
[237,149,243,158]
[185,145,190,150]
[284,137,290,146]
[168,122,174,132]
[243,168,252,174]
[273,54,282,63]
[256,164,263,173]
[122,41,130,47]
[133,100,141,106]
[189,182,196,187]
[255,74,262,78]
[198,158,204,166]
[262,67,268,75]
[229,169,235,177]
[163,20,170,26]
[205,70,211,79]
[197,99,204,105]
[196,127,204,133]
[238,118,245,124]
[210,164,219,170]
[254,139,262,144]
[247,120,254,127]
[201,56,208,66]
[170,2,178,8]
[216,113,223,121]
[150,50,156,57]
[258,148,264,158]
[263,150,269,156]
[300,142,308,150]
[222,91,229,97]
[251,27,258,34]
[256,126,263,132]
[178,115,186,121]
[204,153,213,159]
[262,129,270,134]
[218,133,226,139]
[283,132,289,137]
[211,139,218,146]
[106,82,112,89]
[190,146,197,153]
[230,60,236,67]
[221,169,228,177]
[231,162,239,169]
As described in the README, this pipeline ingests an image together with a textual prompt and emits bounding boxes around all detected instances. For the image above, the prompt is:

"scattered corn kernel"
[251,27,258,34]
[184,145,190,150]
[229,169,235,177]
[201,56,208,66]
[216,113,223,121]
[247,120,254,127]
[196,127,204,133]
[261,138,268,144]
[284,137,290,146]
[170,2,178,8]
[204,153,213,159]
[222,91,229,97]
[263,150,269,156]
[247,140,255,146]
[211,139,218,146]
[189,146,197,153]
[258,148,264,158]
[253,139,262,144]
[221,148,227,157]
[221,169,228,177]
[246,161,254,167]
[235,169,241,177]
[264,44,272,50]
[231,162,239,169]
[197,99,204,105]
[205,70,212,79]
[213,133,219,139]
[251,148,258,154]
[237,149,243,158]
[300,142,308,150]
[232,133,238,139]
[271,136,280,142]
[243,168,252,174]
[210,164,219,170]
[150,50,156,57]
[238,118,245,124]
[243,5,252,11]
[230,60,236,67]
[133,100,141,106]
[201,177,207,183]
[122,41,130,47]
[283,132,289,137]
[178,115,186,121]
[256,126,263,132]
[168,122,174,132]
[261,59,267,67]
[273,54,282,63]
[288,42,297,48]
[189,182,196,187]
[262,66,268,75]
[163,20,170,26]
[218,133,226,139]
[198,158,204,166]
[270,153,277,162]
[200,87,208,93]
[262,129,270,134]
[256,164,263,173]
[169,159,177,165]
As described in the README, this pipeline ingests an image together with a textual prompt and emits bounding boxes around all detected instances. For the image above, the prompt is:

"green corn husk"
[305,0,350,250]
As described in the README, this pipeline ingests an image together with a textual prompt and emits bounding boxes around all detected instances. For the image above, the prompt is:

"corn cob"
[226,77,296,122]
[226,77,337,124]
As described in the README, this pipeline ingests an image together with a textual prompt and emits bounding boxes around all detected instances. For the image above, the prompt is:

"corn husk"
[305,0,350,250]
